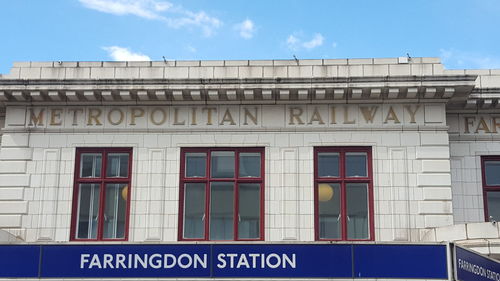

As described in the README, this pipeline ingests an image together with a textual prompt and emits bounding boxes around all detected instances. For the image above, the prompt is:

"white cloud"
[186,45,197,53]
[302,33,324,49]
[234,19,256,39]
[440,48,500,69]
[102,46,151,61]
[79,0,222,37]
[286,32,325,51]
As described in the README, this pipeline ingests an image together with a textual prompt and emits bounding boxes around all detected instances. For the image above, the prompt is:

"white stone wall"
[0,105,456,243]
[448,113,500,224]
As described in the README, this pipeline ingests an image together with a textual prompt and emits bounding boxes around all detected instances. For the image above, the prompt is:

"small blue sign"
[455,245,500,281]
[0,245,40,278]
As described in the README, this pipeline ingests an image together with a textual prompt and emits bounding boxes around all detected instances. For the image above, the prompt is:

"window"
[314,147,374,241]
[482,156,500,221]
[71,148,132,241]
[179,148,264,241]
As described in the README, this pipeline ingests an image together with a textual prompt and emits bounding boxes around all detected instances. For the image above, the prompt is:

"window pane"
[346,152,367,177]
[239,153,261,178]
[210,182,234,240]
[346,183,369,239]
[183,183,206,239]
[318,183,341,239]
[106,153,129,178]
[80,153,102,178]
[76,184,100,239]
[487,192,500,221]
[186,153,206,177]
[485,161,500,186]
[211,151,235,178]
[103,183,127,239]
[318,153,339,177]
[238,184,260,239]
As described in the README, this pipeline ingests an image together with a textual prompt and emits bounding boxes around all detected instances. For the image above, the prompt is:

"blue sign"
[0,245,40,278]
[353,244,448,278]
[455,245,500,281]
[0,243,449,279]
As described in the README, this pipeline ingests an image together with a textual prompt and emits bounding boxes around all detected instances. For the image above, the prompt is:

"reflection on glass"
[211,151,235,178]
[183,183,206,239]
[318,183,341,239]
[346,152,367,177]
[239,153,261,178]
[76,184,100,239]
[80,153,102,178]
[318,153,339,177]
[103,183,127,239]
[238,184,260,239]
[346,183,368,239]
[487,192,500,221]
[485,161,500,186]
[106,153,129,178]
[210,182,234,240]
[186,153,206,177]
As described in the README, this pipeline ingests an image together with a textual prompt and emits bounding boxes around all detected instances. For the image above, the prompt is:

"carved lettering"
[49,109,63,126]
[384,106,401,124]
[68,108,83,126]
[404,105,420,123]
[87,109,102,126]
[289,107,305,125]
[464,117,475,134]
[475,117,491,133]
[220,109,236,125]
[130,108,145,125]
[202,107,216,125]
[244,107,258,125]
[343,106,355,124]
[308,107,325,124]
[330,106,336,124]
[29,108,45,126]
[360,106,378,123]
[191,108,197,125]
[173,108,186,125]
[150,108,167,125]
[107,108,124,125]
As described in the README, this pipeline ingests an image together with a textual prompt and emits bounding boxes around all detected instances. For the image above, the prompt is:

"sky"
[1,0,500,74]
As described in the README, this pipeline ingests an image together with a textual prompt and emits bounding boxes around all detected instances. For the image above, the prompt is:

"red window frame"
[178,147,265,241]
[481,156,500,221]
[70,147,133,241]
[314,147,374,241]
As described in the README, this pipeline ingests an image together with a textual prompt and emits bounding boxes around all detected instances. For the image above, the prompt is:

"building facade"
[0,57,499,280]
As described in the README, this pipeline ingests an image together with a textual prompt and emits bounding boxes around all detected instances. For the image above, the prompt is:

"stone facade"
[0,57,500,279]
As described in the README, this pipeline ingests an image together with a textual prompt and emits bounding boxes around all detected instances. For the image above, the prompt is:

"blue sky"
[1,0,500,74]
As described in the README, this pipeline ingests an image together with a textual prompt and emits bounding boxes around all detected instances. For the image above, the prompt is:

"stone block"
[0,148,32,161]
[139,67,164,79]
[1,134,28,147]
[115,67,140,79]
[416,146,450,159]
[418,201,452,214]
[0,161,27,174]
[363,65,389,76]
[0,215,22,227]
[127,61,151,67]
[421,160,450,173]
[90,67,115,79]
[423,188,452,200]
[263,66,287,77]
[0,201,28,214]
[420,133,449,146]
[0,175,30,187]
[435,224,467,241]
[389,64,411,76]
[424,215,453,228]
[0,188,24,200]
[373,58,398,64]
[417,174,451,186]
[19,67,41,79]
[176,61,200,67]
[164,67,188,79]
[238,67,263,78]
[41,67,65,79]
[467,222,499,239]
[65,67,91,79]
[214,67,238,78]
[424,105,445,123]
